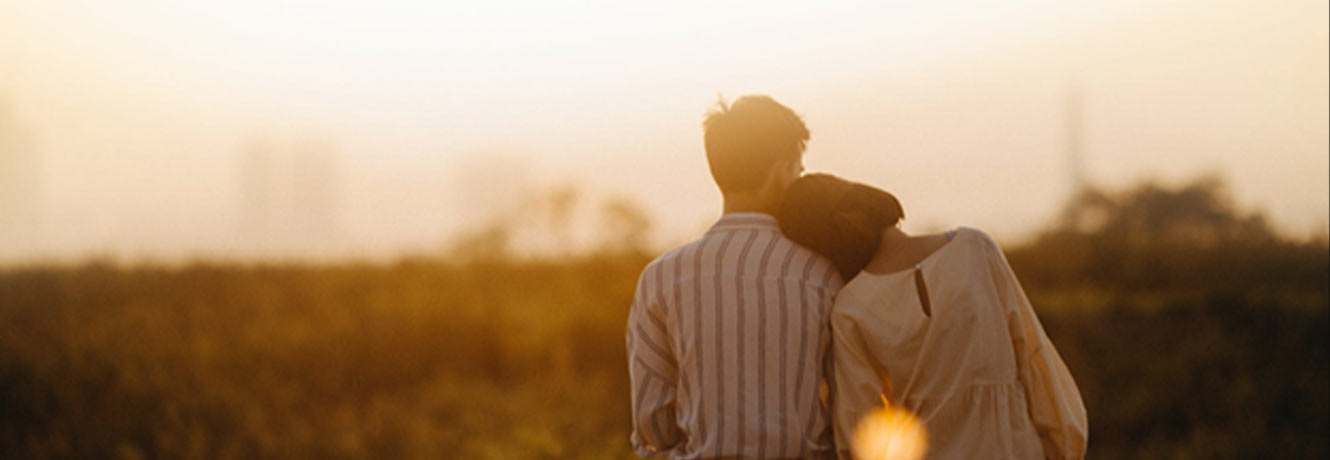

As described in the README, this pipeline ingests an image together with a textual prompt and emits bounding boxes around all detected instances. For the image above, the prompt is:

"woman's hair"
[777,173,905,280]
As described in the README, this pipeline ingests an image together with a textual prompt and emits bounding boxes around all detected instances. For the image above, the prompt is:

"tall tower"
[1064,85,1087,196]
[1058,84,1111,233]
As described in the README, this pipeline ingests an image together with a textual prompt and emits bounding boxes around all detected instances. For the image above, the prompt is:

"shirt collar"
[706,212,780,235]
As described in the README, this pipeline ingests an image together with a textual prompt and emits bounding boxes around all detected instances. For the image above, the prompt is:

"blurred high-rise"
[237,136,341,257]
[0,100,41,258]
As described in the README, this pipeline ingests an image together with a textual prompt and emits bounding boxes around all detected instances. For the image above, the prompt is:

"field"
[2,180,1327,459]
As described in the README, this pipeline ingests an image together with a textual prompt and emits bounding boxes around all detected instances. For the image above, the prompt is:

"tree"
[1010,176,1326,290]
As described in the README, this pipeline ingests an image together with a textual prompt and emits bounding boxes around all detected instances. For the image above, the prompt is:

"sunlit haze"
[2,1,1326,263]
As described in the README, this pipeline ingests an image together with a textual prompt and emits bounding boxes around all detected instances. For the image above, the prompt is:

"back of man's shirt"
[627,213,844,459]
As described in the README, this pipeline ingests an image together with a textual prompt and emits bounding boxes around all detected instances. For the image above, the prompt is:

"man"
[627,95,844,459]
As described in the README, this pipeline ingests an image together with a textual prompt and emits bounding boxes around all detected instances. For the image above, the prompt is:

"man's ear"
[761,161,785,193]
[770,159,797,187]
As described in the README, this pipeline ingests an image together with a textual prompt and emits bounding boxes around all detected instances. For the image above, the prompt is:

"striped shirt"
[627,213,844,459]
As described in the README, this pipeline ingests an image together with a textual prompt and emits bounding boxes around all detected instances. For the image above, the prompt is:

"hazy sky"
[1,1,1327,263]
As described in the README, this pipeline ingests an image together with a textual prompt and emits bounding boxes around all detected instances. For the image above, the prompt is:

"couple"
[626,95,1088,460]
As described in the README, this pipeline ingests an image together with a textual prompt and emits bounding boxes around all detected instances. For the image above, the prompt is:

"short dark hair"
[702,95,810,194]
[777,174,905,280]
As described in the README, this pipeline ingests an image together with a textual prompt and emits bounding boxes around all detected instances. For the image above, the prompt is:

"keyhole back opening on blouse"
[913,265,932,317]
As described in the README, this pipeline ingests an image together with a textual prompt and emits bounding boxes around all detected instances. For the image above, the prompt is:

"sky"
[1,1,1327,263]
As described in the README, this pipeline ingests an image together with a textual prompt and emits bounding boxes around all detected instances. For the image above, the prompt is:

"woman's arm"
[830,312,890,459]
[984,233,1089,460]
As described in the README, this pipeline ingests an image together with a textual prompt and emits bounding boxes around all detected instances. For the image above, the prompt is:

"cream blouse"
[831,227,1088,460]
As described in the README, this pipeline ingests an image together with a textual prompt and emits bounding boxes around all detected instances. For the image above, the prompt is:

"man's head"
[702,95,809,198]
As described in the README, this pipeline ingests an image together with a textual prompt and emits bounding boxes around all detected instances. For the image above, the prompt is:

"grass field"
[3,177,1327,459]
[1,251,1325,459]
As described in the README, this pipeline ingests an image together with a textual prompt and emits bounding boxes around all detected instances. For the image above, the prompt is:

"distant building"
[240,138,275,236]
[0,101,41,255]
[237,136,341,257]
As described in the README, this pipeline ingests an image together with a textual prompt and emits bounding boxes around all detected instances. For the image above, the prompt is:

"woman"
[777,174,1088,460]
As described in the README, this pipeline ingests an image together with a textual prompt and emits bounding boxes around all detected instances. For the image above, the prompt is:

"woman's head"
[777,174,905,280]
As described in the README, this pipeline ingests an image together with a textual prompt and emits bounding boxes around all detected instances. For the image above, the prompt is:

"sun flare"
[852,403,928,460]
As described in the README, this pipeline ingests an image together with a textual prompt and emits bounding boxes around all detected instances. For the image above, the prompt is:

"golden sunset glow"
[1,1,1326,263]
[0,3,1325,458]
[853,401,929,460]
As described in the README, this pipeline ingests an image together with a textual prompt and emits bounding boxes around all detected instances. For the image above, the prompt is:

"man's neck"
[722,193,777,215]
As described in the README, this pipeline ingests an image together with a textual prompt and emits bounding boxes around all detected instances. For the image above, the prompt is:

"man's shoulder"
[647,232,838,280]
[637,237,706,285]
[645,238,704,270]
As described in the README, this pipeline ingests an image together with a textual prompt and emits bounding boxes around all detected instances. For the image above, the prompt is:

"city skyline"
[0,1,1326,263]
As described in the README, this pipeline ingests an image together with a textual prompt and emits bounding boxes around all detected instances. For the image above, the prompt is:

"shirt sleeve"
[626,265,682,457]
[830,312,888,460]
[986,236,1089,460]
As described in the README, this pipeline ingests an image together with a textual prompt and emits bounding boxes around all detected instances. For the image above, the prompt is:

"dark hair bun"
[778,174,905,279]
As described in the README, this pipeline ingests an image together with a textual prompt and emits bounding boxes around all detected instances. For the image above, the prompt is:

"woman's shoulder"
[951,226,1002,250]
[940,227,1011,268]
[947,229,1023,282]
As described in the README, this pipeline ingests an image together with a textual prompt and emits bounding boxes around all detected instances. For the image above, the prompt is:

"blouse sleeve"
[830,311,889,460]
[985,235,1089,460]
